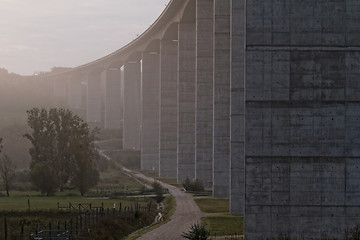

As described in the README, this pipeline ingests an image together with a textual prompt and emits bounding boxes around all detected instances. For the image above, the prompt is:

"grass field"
[104,150,141,171]
[193,196,243,237]
[202,213,244,236]
[194,197,229,213]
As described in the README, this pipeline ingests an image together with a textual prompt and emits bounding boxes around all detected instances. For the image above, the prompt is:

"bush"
[181,222,210,240]
[152,181,164,203]
[182,177,205,192]
[346,224,360,240]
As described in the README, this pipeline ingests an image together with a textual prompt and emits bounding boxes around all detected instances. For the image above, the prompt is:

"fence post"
[49,222,52,238]
[75,217,78,235]
[35,223,39,237]
[4,217,8,240]
[21,221,24,235]
[70,219,73,236]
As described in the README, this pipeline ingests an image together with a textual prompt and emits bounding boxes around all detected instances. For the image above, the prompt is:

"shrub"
[182,177,205,192]
[181,222,210,240]
[346,224,360,240]
[152,181,164,203]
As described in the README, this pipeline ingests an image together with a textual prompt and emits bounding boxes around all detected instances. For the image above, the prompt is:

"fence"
[1,201,153,240]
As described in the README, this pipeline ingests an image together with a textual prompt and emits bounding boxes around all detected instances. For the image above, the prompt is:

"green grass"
[104,150,141,171]
[95,167,143,191]
[124,195,176,240]
[154,177,183,188]
[202,214,244,236]
[194,197,229,213]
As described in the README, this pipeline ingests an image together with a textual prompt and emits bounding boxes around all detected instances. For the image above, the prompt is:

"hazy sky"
[0,0,170,75]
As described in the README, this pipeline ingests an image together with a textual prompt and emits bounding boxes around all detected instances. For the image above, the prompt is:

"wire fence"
[1,201,153,240]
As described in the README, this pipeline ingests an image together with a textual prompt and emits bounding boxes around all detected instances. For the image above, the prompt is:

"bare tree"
[0,152,16,197]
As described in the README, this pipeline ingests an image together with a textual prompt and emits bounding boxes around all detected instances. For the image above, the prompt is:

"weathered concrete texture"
[104,68,122,129]
[245,1,360,239]
[159,39,178,178]
[123,61,141,150]
[178,22,196,183]
[141,51,160,172]
[213,0,231,198]
[195,0,214,189]
[230,0,245,215]
[86,71,102,123]
[53,77,68,108]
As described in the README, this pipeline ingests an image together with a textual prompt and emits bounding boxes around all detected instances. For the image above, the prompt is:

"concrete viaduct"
[40,0,360,239]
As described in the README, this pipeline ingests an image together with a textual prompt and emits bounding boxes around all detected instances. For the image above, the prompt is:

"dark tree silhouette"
[24,108,99,196]
[0,138,16,197]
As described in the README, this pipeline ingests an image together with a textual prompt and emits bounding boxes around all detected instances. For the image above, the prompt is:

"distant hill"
[0,67,53,168]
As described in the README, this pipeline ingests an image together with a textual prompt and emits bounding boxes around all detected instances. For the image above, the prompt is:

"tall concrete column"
[230,0,245,215]
[178,22,196,183]
[213,0,231,198]
[123,60,141,150]
[53,77,68,108]
[86,71,102,123]
[105,68,122,129]
[160,38,178,178]
[196,0,214,189]
[141,50,160,172]
[68,75,82,110]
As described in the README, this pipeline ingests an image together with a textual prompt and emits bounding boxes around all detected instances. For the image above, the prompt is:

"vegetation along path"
[134,172,206,240]
[97,142,205,239]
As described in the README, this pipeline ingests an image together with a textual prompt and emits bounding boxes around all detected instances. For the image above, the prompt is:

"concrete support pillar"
[196,0,214,189]
[178,22,196,183]
[230,0,245,215]
[123,60,141,150]
[141,51,160,172]
[105,68,122,129]
[86,71,102,123]
[67,75,82,110]
[213,0,231,198]
[53,77,68,108]
[159,39,178,178]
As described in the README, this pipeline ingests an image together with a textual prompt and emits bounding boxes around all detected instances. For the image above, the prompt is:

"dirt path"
[133,172,206,240]
[97,146,205,239]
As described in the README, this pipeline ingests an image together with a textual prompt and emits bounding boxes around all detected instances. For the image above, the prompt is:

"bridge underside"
[48,0,360,239]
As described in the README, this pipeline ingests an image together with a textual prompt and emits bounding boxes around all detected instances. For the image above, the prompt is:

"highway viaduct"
[39,0,360,239]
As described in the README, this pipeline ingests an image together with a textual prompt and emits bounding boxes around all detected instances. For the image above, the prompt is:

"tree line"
[0,108,100,196]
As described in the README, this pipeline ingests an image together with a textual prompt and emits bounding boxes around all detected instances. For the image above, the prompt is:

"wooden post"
[4,217,8,240]
[49,222,52,238]
[27,199,30,211]
[75,217,78,235]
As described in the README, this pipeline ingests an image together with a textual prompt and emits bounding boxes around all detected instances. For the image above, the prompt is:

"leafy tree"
[24,108,100,196]
[30,162,58,196]
[0,138,16,197]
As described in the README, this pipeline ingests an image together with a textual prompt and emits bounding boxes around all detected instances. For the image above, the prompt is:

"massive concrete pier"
[43,0,360,239]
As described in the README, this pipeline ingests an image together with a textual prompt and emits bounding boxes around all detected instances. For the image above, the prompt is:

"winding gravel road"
[133,172,206,240]
[97,146,205,239]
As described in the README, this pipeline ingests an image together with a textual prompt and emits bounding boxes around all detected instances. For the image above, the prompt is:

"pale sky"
[0,0,170,75]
